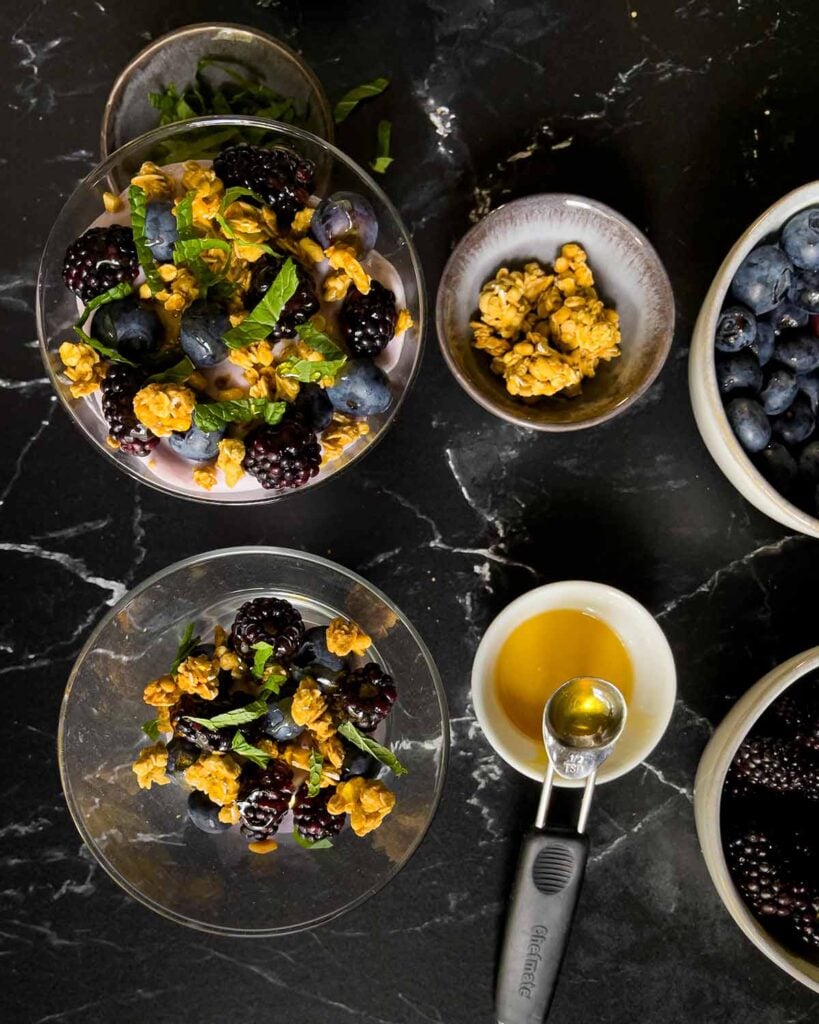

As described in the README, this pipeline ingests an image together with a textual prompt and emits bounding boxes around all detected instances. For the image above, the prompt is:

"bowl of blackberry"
[690,182,819,536]
[695,648,819,991]
[58,546,448,935]
[37,116,423,503]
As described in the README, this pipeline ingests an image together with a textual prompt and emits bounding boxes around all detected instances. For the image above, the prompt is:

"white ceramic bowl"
[436,194,675,431]
[471,581,676,785]
[689,181,819,538]
[694,647,819,993]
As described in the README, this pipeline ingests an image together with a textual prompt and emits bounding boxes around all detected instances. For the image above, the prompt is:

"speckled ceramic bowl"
[694,647,819,993]
[100,22,334,158]
[436,194,675,430]
[689,181,819,538]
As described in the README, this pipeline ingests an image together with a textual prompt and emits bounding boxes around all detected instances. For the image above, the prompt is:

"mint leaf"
[223,258,299,349]
[173,237,232,264]
[251,641,274,680]
[334,77,389,124]
[174,191,197,241]
[259,673,287,698]
[230,730,271,768]
[76,281,135,329]
[292,831,333,850]
[185,697,269,731]
[193,397,286,433]
[128,184,163,293]
[276,357,346,384]
[337,721,408,777]
[220,186,266,211]
[148,356,195,385]
[370,120,394,175]
[170,621,200,674]
[307,750,323,797]
[295,322,344,360]
[73,326,136,366]
[142,718,161,741]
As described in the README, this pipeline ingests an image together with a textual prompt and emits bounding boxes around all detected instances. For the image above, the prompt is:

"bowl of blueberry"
[690,182,819,536]
[58,546,448,935]
[36,115,423,503]
[695,648,819,992]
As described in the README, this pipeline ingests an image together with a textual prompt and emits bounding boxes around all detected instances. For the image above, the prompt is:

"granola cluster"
[471,243,621,398]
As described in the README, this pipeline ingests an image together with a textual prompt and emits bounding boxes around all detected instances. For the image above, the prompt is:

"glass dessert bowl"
[37,116,425,503]
[58,546,448,935]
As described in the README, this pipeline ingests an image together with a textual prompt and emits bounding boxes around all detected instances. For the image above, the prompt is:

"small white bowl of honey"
[471,581,676,785]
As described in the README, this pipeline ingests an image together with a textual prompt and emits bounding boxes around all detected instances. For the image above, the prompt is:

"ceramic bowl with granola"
[59,546,448,935]
[37,117,424,501]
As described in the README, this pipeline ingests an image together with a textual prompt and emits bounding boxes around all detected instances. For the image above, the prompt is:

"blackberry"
[242,421,321,491]
[292,783,345,842]
[340,281,397,357]
[774,689,819,753]
[213,144,315,228]
[237,760,295,840]
[171,696,233,753]
[165,736,200,773]
[726,737,819,800]
[246,254,319,337]
[333,662,397,733]
[62,225,139,301]
[100,364,158,457]
[229,597,305,661]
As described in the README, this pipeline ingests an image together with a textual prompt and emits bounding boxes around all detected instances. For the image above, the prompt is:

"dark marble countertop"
[3,0,819,1021]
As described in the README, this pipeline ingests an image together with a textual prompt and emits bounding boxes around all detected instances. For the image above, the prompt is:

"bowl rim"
[99,21,335,158]
[470,579,677,785]
[689,180,819,537]
[57,544,450,936]
[435,192,675,432]
[37,114,427,506]
[693,645,819,992]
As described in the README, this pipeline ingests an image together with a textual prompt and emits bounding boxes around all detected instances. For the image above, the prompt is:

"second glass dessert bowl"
[37,116,425,504]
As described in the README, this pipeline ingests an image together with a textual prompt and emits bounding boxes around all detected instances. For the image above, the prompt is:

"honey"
[494,609,634,743]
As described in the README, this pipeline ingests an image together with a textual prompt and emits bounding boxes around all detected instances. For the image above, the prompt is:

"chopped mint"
[251,641,274,680]
[173,236,232,264]
[185,697,269,731]
[370,120,394,175]
[142,718,161,741]
[292,831,333,850]
[220,186,266,211]
[223,258,299,349]
[128,184,163,293]
[148,356,196,385]
[307,749,323,797]
[75,280,134,329]
[276,356,346,384]
[295,322,344,360]
[230,730,272,768]
[173,191,197,241]
[193,397,286,433]
[337,721,408,776]
[170,621,200,674]
[73,326,136,366]
[334,77,389,123]
[259,673,287,698]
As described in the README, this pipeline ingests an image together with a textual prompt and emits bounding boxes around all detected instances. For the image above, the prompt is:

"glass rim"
[57,544,449,936]
[36,115,427,506]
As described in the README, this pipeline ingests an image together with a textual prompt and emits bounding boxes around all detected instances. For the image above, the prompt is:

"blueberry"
[179,302,229,368]
[261,698,304,742]
[798,440,819,481]
[144,200,179,263]
[760,366,797,415]
[310,191,378,254]
[340,747,378,779]
[292,383,333,432]
[726,397,771,453]
[715,305,756,352]
[781,207,819,271]
[716,352,762,394]
[731,245,793,314]
[790,271,819,314]
[749,319,775,365]
[187,790,231,833]
[756,442,798,493]
[168,423,225,462]
[93,297,163,363]
[768,301,809,333]
[796,371,819,412]
[294,625,345,672]
[774,331,819,373]
[772,394,815,445]
[327,359,393,417]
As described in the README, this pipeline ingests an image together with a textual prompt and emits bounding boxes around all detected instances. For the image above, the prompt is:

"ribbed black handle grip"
[495,828,589,1024]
